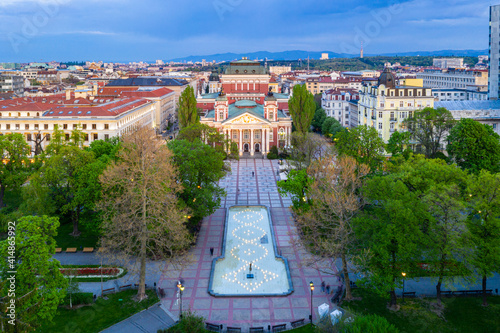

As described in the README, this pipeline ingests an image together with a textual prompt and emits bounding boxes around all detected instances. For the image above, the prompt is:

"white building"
[321,88,359,127]
[433,58,464,69]
[490,5,500,100]
[416,68,488,90]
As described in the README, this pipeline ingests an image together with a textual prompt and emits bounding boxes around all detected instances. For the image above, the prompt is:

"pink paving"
[158,159,341,331]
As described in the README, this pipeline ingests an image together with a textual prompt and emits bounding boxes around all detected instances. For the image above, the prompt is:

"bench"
[83,247,94,253]
[55,248,62,253]
[119,284,132,291]
[290,319,305,328]
[205,323,222,332]
[441,291,453,296]
[102,288,115,296]
[249,327,264,333]
[134,283,147,289]
[453,289,492,296]
[227,327,241,333]
[65,248,77,253]
[272,324,287,332]
[403,292,416,298]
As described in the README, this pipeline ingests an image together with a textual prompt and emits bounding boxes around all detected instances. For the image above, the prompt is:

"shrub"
[345,314,399,333]
[160,310,209,333]
[267,145,279,159]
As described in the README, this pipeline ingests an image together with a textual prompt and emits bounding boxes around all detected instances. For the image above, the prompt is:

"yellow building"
[358,68,435,143]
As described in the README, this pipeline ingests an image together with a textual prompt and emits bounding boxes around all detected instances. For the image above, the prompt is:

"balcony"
[371,115,376,120]
[389,118,398,122]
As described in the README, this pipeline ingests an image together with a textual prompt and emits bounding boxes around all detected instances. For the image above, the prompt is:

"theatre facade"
[198,59,292,156]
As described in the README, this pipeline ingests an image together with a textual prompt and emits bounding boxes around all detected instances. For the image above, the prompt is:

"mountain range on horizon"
[167,49,489,63]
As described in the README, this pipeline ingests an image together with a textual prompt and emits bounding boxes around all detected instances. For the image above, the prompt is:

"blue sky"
[0,0,492,62]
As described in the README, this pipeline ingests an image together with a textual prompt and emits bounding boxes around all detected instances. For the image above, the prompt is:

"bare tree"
[295,154,369,300]
[99,126,191,301]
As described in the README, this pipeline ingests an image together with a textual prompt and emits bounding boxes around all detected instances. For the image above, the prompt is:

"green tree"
[422,184,469,306]
[0,133,32,208]
[447,118,500,174]
[322,117,344,138]
[404,107,455,158]
[0,280,41,333]
[168,139,229,232]
[386,130,412,157]
[356,176,428,309]
[345,315,400,333]
[335,125,386,172]
[288,84,315,134]
[178,85,200,129]
[311,108,327,132]
[466,171,500,306]
[0,216,67,331]
[277,169,313,210]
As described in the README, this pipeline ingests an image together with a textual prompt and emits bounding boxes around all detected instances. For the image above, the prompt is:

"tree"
[344,315,399,333]
[466,171,500,306]
[277,169,313,210]
[178,85,199,129]
[168,139,229,232]
[288,84,316,134]
[386,131,412,157]
[322,117,344,139]
[311,108,327,132]
[0,216,67,331]
[296,155,370,301]
[0,133,32,208]
[288,132,329,171]
[335,125,386,173]
[422,184,469,306]
[447,118,500,174]
[99,126,191,301]
[355,176,428,309]
[0,281,41,333]
[404,107,455,158]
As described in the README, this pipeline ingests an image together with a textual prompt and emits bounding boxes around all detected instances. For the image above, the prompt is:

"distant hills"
[167,49,488,63]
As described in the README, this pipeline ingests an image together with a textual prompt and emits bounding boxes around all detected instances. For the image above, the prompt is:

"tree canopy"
[322,117,344,139]
[288,84,316,134]
[447,118,500,174]
[178,85,199,129]
[311,107,327,132]
[404,107,455,158]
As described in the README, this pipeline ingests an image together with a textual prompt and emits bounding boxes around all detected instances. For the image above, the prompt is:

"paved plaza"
[158,159,341,331]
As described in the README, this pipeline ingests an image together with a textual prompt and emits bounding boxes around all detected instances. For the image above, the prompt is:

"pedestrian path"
[158,159,341,332]
[101,303,176,333]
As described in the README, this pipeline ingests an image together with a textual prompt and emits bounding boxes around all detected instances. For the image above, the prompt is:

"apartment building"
[416,68,488,90]
[0,75,24,96]
[321,88,359,127]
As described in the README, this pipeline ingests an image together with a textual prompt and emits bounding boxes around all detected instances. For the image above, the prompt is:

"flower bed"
[60,267,123,278]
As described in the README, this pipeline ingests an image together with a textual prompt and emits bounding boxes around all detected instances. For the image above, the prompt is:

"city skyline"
[0,0,492,62]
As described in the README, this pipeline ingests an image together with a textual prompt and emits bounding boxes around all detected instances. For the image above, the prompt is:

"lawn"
[38,289,159,333]
[343,288,500,333]
[54,222,100,250]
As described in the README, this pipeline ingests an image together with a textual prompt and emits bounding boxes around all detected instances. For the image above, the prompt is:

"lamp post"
[177,282,184,319]
[309,281,314,326]
[402,272,406,301]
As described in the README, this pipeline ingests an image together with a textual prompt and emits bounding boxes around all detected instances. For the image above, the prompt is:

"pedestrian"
[326,284,330,294]
[210,248,214,256]
[321,281,326,293]
[252,171,255,177]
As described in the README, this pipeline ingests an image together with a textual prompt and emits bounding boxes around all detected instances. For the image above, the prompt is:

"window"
[233,133,237,139]
[44,124,49,130]
[6,124,10,130]
[82,124,87,130]
[219,112,224,120]
[34,124,39,130]
[46,134,51,141]
[63,124,68,130]
[378,112,383,118]
[269,111,274,120]
[380,103,385,108]
[254,132,260,139]
[93,134,98,141]
[65,134,70,141]
[92,124,97,130]
[25,124,29,130]
[244,131,249,140]
[400,101,404,107]
[269,131,274,142]
[84,134,89,141]
[493,123,497,129]
[15,124,20,130]
[104,134,109,140]
[378,123,383,129]
[104,124,109,130]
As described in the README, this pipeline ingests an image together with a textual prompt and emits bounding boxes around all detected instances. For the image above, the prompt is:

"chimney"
[66,89,71,101]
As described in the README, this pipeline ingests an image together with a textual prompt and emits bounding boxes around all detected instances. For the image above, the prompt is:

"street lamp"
[402,272,406,301]
[309,281,314,326]
[177,282,185,319]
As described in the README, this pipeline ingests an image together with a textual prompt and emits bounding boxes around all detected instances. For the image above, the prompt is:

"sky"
[0,0,492,62]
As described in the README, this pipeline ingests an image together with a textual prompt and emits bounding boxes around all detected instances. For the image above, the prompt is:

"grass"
[38,289,159,333]
[343,288,500,333]
[54,222,100,250]
[287,324,315,332]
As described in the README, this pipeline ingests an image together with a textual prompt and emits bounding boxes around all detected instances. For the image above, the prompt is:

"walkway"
[158,159,341,332]
[101,303,176,333]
